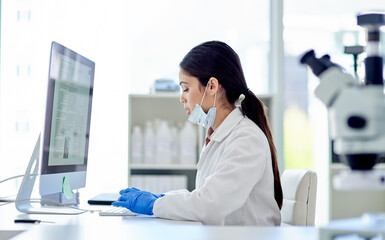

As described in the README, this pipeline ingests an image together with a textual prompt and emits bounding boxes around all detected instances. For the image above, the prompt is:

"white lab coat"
[153,107,281,226]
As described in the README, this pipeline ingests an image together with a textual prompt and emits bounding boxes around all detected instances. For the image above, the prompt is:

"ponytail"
[241,90,283,210]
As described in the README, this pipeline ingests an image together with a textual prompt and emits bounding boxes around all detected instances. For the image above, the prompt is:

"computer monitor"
[15,41,95,214]
[39,41,95,201]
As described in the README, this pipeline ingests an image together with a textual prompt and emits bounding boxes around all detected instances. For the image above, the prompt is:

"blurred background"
[0,0,384,225]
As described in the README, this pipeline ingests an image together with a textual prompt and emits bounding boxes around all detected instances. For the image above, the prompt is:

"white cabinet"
[128,93,202,193]
[128,93,274,194]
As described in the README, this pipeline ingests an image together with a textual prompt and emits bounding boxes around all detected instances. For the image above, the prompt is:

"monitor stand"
[15,134,85,215]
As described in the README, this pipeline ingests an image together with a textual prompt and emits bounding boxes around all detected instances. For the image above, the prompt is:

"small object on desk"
[14,219,55,224]
[99,206,137,216]
[88,193,120,205]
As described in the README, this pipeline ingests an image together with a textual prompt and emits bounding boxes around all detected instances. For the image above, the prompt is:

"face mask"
[188,84,216,128]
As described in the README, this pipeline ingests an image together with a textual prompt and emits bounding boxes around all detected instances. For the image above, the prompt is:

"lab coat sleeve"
[164,189,190,195]
[153,127,269,225]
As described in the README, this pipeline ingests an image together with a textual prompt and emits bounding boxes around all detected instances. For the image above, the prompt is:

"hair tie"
[235,93,245,106]
[239,94,245,102]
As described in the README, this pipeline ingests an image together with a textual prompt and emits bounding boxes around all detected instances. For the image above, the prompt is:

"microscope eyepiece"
[300,50,337,76]
[300,50,316,64]
[357,13,385,27]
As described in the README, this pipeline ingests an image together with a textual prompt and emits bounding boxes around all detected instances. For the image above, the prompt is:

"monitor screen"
[40,42,95,196]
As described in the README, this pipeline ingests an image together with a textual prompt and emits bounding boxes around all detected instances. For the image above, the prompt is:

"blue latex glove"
[119,187,164,198]
[112,187,164,215]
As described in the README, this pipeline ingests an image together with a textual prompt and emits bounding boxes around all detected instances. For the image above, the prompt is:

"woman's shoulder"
[225,118,267,145]
[236,116,266,137]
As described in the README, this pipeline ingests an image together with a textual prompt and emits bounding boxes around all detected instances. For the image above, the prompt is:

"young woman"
[113,41,283,226]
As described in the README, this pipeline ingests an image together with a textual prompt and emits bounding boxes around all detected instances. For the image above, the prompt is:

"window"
[0,0,271,195]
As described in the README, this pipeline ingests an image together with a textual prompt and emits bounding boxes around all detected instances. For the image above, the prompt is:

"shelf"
[129,93,274,100]
[129,93,180,98]
[128,93,202,192]
[130,164,197,170]
[128,93,275,192]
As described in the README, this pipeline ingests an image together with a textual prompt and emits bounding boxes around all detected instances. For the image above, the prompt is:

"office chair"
[280,168,317,226]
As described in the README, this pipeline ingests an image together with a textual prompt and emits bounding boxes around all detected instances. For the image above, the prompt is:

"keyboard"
[99,206,137,216]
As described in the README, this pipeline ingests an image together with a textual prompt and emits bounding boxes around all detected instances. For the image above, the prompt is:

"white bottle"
[131,126,143,164]
[179,122,197,165]
[170,126,179,164]
[155,120,171,165]
[144,121,156,164]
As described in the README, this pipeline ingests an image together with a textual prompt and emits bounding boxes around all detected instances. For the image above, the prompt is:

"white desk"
[0,202,317,240]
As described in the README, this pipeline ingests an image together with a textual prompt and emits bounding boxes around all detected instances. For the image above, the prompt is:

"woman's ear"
[208,77,219,95]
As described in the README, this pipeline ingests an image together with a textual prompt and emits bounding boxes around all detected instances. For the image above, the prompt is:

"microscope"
[301,13,385,190]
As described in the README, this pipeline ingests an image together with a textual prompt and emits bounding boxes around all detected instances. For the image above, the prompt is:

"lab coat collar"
[209,107,245,143]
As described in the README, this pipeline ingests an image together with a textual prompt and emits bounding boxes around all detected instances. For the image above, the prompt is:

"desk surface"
[0,201,317,240]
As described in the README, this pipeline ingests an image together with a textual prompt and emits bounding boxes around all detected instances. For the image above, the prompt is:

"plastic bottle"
[131,126,143,164]
[170,126,179,164]
[155,120,171,165]
[179,122,197,165]
[144,121,156,164]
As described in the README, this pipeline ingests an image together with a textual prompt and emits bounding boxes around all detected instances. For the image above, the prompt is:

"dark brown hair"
[180,40,283,209]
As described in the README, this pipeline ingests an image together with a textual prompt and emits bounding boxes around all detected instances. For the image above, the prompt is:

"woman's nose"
[180,94,185,103]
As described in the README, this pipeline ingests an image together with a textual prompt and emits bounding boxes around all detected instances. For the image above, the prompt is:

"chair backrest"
[280,168,317,226]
